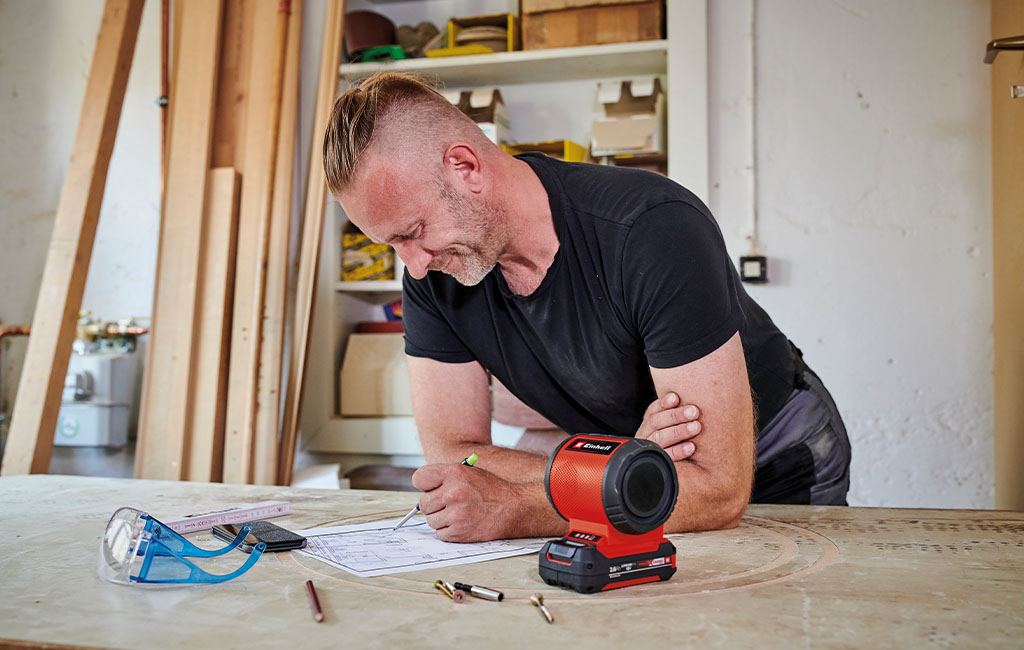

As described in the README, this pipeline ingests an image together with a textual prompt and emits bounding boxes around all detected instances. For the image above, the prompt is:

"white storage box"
[443,88,511,146]
[55,402,129,447]
[591,78,666,156]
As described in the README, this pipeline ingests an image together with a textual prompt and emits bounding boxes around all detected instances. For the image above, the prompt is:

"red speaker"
[540,434,678,593]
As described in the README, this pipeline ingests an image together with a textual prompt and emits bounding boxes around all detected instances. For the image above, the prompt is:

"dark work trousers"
[751,366,851,505]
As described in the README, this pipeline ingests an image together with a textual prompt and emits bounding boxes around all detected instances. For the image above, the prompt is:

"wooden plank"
[222,1,277,483]
[0,0,144,477]
[135,0,224,480]
[222,0,290,484]
[211,0,254,168]
[278,0,346,485]
[992,0,1024,509]
[252,0,303,485]
[186,168,240,482]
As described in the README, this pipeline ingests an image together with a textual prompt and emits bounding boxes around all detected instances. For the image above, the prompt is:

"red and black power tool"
[540,434,678,593]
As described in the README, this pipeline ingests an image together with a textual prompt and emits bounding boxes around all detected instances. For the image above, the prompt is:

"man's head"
[323,72,509,285]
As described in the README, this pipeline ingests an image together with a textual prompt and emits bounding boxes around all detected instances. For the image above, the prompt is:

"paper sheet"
[294,517,547,577]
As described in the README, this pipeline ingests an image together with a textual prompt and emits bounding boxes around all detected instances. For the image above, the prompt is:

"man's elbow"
[718,490,750,529]
[719,468,753,529]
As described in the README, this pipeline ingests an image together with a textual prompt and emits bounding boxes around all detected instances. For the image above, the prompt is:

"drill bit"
[530,593,553,624]
[434,580,465,603]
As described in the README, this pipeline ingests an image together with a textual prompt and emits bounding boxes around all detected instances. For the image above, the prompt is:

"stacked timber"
[1,0,344,485]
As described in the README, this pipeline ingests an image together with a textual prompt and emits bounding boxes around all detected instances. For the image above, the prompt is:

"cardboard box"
[447,13,519,52]
[503,139,589,162]
[443,88,511,146]
[340,333,414,416]
[603,153,668,176]
[491,378,555,428]
[521,0,663,50]
[522,0,643,11]
[591,77,665,156]
[341,222,395,282]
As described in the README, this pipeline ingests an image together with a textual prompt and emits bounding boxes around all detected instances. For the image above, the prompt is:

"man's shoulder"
[522,153,708,229]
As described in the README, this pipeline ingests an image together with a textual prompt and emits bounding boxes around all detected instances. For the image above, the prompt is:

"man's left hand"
[635,391,702,461]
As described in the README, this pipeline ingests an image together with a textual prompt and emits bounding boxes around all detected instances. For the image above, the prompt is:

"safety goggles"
[98,506,265,585]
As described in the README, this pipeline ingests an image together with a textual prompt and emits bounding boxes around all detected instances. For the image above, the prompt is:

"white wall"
[0,0,161,436]
[0,0,994,508]
[710,0,993,508]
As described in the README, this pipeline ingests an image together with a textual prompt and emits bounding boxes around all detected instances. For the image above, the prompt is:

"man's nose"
[392,240,432,279]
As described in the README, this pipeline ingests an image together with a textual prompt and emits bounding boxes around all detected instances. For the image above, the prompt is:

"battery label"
[566,438,621,455]
[608,556,674,578]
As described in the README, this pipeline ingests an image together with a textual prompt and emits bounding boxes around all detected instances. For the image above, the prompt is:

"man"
[324,72,851,542]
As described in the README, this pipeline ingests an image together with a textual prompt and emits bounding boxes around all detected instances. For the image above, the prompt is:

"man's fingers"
[664,441,696,462]
[411,464,445,492]
[646,419,702,449]
[644,391,681,418]
[641,404,701,441]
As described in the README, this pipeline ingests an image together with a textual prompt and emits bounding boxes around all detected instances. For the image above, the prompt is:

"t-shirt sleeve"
[621,201,745,369]
[402,269,476,362]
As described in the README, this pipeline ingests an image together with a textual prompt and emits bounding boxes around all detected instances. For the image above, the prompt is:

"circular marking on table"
[280,512,840,603]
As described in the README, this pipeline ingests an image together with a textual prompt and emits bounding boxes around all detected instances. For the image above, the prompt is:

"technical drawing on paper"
[295,517,546,577]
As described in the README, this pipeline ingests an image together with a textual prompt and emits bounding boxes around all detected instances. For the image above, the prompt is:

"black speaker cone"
[602,440,678,535]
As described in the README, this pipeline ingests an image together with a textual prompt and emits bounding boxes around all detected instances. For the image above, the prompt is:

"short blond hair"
[323,72,468,194]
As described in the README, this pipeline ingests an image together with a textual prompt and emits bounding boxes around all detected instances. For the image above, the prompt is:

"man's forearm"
[424,439,551,482]
[422,439,570,538]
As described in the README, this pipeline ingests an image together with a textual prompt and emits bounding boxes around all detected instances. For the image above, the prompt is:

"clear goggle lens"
[98,506,265,585]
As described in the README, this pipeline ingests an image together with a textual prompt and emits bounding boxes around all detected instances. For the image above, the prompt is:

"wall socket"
[739,256,768,283]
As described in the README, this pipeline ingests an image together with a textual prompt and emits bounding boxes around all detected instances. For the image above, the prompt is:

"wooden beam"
[278,0,346,485]
[135,0,224,480]
[212,0,254,169]
[186,168,240,482]
[253,0,303,485]
[0,0,144,476]
[992,0,1024,509]
[222,0,291,483]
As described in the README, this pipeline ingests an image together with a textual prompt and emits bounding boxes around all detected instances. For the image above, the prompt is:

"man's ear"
[444,143,484,193]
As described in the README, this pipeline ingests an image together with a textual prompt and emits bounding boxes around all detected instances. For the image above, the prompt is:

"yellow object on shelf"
[341,224,395,282]
[426,44,497,58]
[503,140,589,163]
[447,13,519,52]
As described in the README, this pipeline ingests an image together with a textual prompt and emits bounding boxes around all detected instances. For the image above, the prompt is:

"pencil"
[305,579,324,623]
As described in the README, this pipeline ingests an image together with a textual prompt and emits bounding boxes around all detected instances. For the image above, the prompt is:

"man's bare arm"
[405,352,730,541]
[407,356,552,481]
[407,355,565,539]
[649,331,755,533]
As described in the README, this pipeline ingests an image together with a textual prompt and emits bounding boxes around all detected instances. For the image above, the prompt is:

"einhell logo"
[567,438,621,455]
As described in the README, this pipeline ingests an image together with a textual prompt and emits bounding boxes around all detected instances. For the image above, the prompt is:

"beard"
[436,180,509,286]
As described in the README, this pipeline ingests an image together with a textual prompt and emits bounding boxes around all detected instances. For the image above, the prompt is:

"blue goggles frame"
[98,506,265,585]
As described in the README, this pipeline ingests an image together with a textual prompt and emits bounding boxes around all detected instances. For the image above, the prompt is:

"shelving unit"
[334,279,402,292]
[299,1,708,461]
[340,40,668,86]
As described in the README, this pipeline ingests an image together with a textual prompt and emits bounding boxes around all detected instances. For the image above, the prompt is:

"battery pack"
[539,534,677,593]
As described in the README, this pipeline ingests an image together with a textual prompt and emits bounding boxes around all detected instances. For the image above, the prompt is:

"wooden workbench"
[0,475,1021,648]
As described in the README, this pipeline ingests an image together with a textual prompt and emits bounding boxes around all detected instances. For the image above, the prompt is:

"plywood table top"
[0,475,1021,649]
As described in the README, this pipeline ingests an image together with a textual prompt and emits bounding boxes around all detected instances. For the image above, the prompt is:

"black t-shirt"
[403,153,796,436]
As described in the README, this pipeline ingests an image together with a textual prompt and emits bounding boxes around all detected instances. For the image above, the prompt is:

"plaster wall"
[0,0,161,436]
[710,0,993,507]
[0,0,995,508]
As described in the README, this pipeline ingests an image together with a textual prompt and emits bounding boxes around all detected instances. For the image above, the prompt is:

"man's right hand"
[635,392,702,461]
